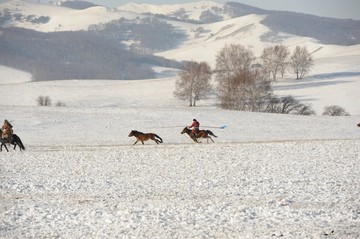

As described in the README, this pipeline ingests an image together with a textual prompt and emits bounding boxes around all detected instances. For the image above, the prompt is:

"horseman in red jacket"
[188,119,200,136]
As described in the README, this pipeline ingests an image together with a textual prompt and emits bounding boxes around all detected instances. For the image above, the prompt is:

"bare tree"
[261,45,290,82]
[218,69,272,111]
[215,44,271,111]
[215,44,255,81]
[174,61,212,106]
[289,46,314,80]
[322,105,350,116]
[37,96,51,106]
[215,44,254,108]
[265,96,315,115]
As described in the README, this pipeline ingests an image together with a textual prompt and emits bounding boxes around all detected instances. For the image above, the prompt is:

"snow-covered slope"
[0,0,140,31]
[155,14,270,65]
[117,1,229,21]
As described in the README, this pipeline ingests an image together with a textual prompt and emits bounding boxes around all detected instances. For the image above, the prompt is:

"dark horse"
[128,130,163,145]
[0,129,26,152]
[181,127,217,143]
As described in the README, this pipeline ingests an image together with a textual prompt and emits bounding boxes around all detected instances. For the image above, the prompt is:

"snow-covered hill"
[118,1,230,22]
[0,0,140,31]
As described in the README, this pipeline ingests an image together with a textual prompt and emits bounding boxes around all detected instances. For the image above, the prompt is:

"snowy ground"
[1,139,360,238]
[1,84,360,238]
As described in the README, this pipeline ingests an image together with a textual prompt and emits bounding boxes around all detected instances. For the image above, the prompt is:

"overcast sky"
[86,0,360,20]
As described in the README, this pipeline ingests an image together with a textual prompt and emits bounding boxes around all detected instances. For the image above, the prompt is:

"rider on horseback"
[188,119,200,137]
[1,119,13,141]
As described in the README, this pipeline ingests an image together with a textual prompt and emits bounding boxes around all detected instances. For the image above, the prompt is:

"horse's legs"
[133,140,139,145]
[1,143,9,152]
[189,133,198,143]
[209,136,214,143]
[141,141,144,145]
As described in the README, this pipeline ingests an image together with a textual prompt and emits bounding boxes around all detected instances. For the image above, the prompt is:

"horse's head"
[128,130,136,137]
[181,127,190,134]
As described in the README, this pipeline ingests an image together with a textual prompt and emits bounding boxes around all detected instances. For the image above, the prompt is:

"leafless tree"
[215,44,271,111]
[37,96,52,106]
[215,44,255,81]
[322,105,350,116]
[289,46,314,80]
[261,45,290,81]
[264,96,315,115]
[218,69,272,111]
[173,61,212,106]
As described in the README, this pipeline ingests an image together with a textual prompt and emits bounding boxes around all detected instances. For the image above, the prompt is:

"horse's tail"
[207,130,217,138]
[14,135,25,151]
[154,134,163,143]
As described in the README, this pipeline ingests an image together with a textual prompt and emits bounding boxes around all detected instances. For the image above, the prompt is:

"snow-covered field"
[1,140,359,238]
[1,1,360,238]
[1,72,360,238]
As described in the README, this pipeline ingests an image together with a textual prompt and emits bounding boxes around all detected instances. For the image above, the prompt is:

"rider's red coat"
[189,121,200,132]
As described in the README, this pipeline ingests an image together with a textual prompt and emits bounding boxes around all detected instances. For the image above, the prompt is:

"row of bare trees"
[174,43,315,114]
[261,45,314,81]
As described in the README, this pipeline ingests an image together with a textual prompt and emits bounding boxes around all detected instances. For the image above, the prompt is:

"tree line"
[174,43,324,115]
[88,17,186,53]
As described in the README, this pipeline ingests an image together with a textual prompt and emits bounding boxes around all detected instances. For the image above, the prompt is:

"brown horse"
[181,127,217,143]
[358,123,360,127]
[128,130,163,145]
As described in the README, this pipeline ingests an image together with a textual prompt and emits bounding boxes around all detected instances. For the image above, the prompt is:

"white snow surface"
[1,1,360,238]
[1,73,360,238]
[118,1,228,21]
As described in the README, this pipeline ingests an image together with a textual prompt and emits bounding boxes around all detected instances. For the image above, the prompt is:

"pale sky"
[87,0,360,20]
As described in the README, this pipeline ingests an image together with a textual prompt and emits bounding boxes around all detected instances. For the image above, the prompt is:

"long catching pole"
[158,125,227,129]
[202,125,227,129]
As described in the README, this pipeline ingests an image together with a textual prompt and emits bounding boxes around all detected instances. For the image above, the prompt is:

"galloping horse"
[0,129,26,152]
[128,130,163,145]
[181,127,217,143]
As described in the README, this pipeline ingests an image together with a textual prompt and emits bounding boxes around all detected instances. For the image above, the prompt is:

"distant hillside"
[0,8,50,26]
[1,1,360,46]
[226,2,360,46]
[1,0,360,81]
[89,17,186,53]
[0,27,182,81]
